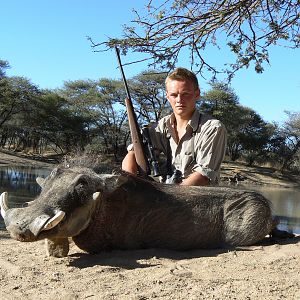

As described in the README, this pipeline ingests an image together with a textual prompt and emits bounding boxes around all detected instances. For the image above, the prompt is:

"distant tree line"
[0,59,299,172]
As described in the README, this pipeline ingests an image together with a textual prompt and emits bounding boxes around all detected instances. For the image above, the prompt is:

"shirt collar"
[166,110,200,135]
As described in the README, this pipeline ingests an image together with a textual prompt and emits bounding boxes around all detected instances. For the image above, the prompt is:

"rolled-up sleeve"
[192,120,227,183]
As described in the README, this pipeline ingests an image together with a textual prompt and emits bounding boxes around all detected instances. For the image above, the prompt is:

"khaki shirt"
[148,110,227,184]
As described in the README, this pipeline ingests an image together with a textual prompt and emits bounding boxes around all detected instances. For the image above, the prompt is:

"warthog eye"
[76,177,89,187]
[75,183,85,194]
[49,167,63,178]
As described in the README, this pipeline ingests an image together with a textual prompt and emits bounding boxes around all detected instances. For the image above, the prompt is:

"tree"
[0,76,40,128]
[201,82,270,163]
[91,78,129,159]
[129,70,170,123]
[238,108,271,165]
[29,91,88,154]
[0,60,10,78]
[201,82,239,115]
[201,83,241,160]
[93,0,300,79]
[280,111,300,170]
[59,79,130,159]
[264,122,290,168]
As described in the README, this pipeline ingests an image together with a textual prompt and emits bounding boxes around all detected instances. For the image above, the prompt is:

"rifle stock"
[125,98,150,175]
[115,47,150,176]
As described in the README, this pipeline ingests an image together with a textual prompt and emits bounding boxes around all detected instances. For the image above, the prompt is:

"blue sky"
[1,0,299,124]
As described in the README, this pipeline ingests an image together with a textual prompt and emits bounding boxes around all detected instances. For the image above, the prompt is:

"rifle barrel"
[115,47,131,100]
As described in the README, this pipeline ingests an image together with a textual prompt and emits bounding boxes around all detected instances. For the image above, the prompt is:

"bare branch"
[92,0,300,80]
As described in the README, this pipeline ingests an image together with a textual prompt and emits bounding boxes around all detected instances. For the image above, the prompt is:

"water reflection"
[0,166,51,228]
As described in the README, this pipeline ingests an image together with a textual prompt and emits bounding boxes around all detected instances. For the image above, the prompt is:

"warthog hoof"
[45,238,69,257]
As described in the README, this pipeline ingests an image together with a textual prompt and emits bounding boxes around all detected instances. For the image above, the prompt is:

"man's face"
[166,79,200,119]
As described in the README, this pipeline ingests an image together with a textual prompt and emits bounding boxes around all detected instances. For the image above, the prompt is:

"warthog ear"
[100,174,130,191]
[116,174,130,186]
[36,177,46,188]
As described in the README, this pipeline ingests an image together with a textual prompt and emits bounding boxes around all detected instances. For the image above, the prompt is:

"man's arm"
[122,151,138,176]
[192,119,227,185]
[123,151,210,186]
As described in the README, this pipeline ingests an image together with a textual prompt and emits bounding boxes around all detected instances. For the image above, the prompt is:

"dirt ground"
[220,160,300,189]
[1,151,300,299]
[0,151,56,169]
[0,229,299,300]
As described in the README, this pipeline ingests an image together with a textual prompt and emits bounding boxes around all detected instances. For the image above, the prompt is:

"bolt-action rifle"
[115,47,160,177]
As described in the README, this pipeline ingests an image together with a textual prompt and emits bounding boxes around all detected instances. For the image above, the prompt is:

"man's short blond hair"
[165,68,199,90]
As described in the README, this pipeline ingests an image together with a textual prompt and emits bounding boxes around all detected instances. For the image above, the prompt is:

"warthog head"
[0,165,124,255]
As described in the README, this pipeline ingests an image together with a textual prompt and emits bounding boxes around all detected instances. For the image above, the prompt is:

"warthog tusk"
[41,211,66,231]
[25,201,34,207]
[0,192,9,218]
[36,177,46,188]
[93,192,101,200]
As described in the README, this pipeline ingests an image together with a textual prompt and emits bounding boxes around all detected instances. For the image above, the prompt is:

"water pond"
[0,165,51,209]
[0,166,300,234]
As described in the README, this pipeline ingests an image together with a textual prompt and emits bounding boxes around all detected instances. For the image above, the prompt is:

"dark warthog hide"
[1,163,275,257]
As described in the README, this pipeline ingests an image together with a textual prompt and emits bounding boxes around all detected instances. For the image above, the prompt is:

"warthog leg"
[45,238,69,257]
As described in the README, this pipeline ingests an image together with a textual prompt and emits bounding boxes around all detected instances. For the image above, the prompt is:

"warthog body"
[1,164,274,257]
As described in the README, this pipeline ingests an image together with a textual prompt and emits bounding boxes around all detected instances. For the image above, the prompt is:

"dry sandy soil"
[0,151,300,299]
[0,230,300,300]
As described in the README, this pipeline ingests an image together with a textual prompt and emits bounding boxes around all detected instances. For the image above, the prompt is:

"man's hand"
[180,172,209,186]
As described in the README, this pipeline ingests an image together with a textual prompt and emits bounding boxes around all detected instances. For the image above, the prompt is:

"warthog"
[0,163,279,257]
